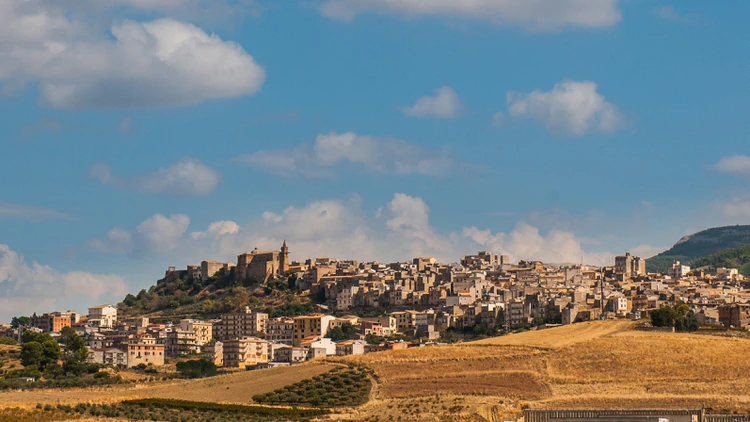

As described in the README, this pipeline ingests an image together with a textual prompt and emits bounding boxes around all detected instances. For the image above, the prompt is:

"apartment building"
[126,335,165,367]
[32,312,72,333]
[214,307,268,342]
[223,336,270,368]
[179,319,212,346]
[88,304,117,329]
[165,330,198,358]
[266,317,294,345]
[292,314,335,346]
[202,341,223,367]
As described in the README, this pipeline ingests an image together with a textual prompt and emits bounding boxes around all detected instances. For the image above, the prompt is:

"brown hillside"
[341,321,750,421]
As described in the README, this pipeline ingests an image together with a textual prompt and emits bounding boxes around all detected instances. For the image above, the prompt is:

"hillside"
[3,322,750,421]
[646,225,750,272]
[341,321,750,421]
[117,269,316,321]
[691,244,750,276]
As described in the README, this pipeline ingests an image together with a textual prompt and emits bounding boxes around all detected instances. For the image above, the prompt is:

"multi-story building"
[719,303,750,329]
[223,337,270,368]
[88,348,127,366]
[292,314,335,346]
[32,312,72,333]
[126,335,165,367]
[272,345,309,363]
[667,261,691,279]
[165,330,198,358]
[335,340,366,356]
[88,305,117,329]
[214,307,268,342]
[180,319,212,346]
[236,241,289,282]
[614,253,646,277]
[202,341,223,367]
[391,311,418,333]
[266,317,294,345]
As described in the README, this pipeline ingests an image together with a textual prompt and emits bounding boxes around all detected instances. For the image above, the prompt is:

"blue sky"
[1,0,748,321]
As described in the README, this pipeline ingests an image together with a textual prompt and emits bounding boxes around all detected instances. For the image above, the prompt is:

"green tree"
[59,326,88,363]
[11,316,30,328]
[122,294,137,307]
[176,359,217,379]
[20,342,44,368]
[325,323,355,342]
[21,331,54,344]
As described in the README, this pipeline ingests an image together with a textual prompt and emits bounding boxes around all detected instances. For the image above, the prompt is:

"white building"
[87,305,117,329]
[667,261,691,279]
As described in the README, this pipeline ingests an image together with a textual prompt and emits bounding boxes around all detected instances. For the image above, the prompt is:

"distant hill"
[646,225,750,273]
[691,244,750,276]
[117,269,317,321]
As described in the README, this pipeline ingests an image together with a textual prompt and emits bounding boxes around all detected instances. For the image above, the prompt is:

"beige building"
[223,337,270,368]
[201,260,224,280]
[165,330,198,358]
[266,317,294,345]
[126,335,165,367]
[214,307,268,342]
[180,319,212,346]
[293,314,335,346]
[236,241,290,282]
[614,252,646,277]
[88,304,117,328]
[202,341,223,367]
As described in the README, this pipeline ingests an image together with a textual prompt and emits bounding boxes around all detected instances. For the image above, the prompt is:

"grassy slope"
[342,321,750,421]
[0,363,334,408]
[691,244,750,276]
[646,225,750,273]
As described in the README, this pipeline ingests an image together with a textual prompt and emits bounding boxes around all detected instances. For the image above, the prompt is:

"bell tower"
[280,240,290,273]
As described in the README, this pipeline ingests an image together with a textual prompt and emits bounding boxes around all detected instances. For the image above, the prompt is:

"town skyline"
[1,1,748,326]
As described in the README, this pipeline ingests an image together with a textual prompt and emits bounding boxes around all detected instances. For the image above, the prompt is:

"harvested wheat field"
[339,321,750,421]
[0,362,334,408]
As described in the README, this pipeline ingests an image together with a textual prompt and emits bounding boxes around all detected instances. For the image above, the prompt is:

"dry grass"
[0,362,334,408]
[0,345,21,372]
[336,321,750,421]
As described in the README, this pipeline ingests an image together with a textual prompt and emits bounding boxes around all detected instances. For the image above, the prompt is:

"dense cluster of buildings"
[5,243,750,370]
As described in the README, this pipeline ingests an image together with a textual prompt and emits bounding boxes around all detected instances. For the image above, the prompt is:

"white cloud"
[319,0,622,32]
[88,213,190,256]
[507,80,624,136]
[653,6,697,23]
[117,117,133,134]
[190,220,240,240]
[628,244,667,259]
[491,111,505,127]
[0,203,73,221]
[136,213,190,254]
[91,157,220,196]
[180,194,612,267]
[19,118,65,138]
[0,244,127,321]
[463,223,613,265]
[720,201,750,220]
[0,2,265,109]
[712,155,750,176]
[401,86,463,119]
[235,132,455,177]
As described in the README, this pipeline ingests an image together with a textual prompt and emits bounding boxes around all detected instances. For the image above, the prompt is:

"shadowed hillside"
[646,225,750,272]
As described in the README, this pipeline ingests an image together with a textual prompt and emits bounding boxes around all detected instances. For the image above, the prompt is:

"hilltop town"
[3,240,750,372]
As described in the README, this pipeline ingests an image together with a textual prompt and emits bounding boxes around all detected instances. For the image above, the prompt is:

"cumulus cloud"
[712,155,750,176]
[506,80,624,136]
[235,132,455,177]
[91,157,220,196]
[0,203,73,221]
[401,86,463,119]
[190,220,240,240]
[88,213,190,256]
[462,223,612,265]
[0,2,265,109]
[319,0,622,32]
[0,244,127,321]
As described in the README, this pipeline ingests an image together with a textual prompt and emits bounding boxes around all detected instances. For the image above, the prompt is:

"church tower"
[280,240,290,274]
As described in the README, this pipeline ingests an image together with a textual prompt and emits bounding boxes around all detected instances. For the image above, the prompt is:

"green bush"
[252,366,371,408]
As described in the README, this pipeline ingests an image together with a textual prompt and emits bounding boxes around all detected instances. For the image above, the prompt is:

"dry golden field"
[340,321,750,421]
[0,362,333,408]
